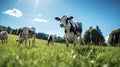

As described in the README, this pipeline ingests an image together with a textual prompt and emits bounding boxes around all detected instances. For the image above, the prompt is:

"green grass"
[0,34,120,67]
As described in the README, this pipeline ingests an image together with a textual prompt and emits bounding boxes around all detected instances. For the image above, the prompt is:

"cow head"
[55,15,73,28]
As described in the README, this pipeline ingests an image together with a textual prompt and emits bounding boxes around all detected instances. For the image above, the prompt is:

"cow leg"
[32,38,35,45]
[6,37,8,44]
[25,39,27,46]
[28,38,31,46]
[47,41,50,46]
[73,35,77,46]
[17,39,20,46]
[65,35,69,47]
[3,40,5,44]
[32,35,35,46]
[2,40,3,44]
[79,33,82,45]
[47,38,50,46]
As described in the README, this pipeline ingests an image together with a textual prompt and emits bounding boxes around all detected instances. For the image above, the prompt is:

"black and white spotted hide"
[55,15,82,47]
[47,35,56,46]
[16,27,36,46]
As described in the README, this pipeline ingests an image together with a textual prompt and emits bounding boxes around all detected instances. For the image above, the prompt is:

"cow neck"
[69,21,77,35]
[65,20,71,33]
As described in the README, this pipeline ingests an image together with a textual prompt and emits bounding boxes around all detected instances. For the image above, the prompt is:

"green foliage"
[83,26,105,45]
[0,25,8,32]
[0,34,120,67]
[108,28,120,46]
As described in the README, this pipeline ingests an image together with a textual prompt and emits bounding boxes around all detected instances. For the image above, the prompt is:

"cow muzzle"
[60,24,64,27]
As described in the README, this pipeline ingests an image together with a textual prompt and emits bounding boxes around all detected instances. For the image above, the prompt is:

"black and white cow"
[16,27,36,46]
[55,15,82,47]
[47,34,57,45]
[0,31,8,44]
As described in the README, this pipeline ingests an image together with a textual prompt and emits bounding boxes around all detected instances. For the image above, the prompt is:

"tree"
[108,28,120,46]
[83,30,91,45]
[83,26,105,45]
[96,25,102,34]
[36,32,49,40]
[7,26,12,34]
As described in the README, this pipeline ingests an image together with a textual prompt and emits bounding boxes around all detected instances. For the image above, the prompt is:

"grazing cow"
[0,31,8,44]
[16,27,36,46]
[55,15,82,47]
[47,34,57,45]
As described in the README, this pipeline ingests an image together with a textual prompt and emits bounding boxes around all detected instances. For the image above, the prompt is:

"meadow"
[0,34,120,67]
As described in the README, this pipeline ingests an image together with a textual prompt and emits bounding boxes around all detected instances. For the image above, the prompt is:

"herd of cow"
[0,15,82,47]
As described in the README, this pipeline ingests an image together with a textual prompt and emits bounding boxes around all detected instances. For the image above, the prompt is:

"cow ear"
[68,16,73,20]
[55,17,60,21]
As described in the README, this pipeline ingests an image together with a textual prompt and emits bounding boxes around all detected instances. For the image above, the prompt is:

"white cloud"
[33,18,48,23]
[3,8,23,17]
[105,36,109,42]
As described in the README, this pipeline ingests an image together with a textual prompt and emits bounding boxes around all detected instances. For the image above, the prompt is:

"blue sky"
[0,0,120,40]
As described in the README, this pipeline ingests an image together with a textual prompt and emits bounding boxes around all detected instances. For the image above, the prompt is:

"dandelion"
[90,60,95,64]
[44,53,47,56]
[90,49,93,53]
[72,54,76,59]
[16,55,19,60]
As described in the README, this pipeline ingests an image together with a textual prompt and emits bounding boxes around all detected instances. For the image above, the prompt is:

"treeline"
[0,25,120,46]
[0,25,65,43]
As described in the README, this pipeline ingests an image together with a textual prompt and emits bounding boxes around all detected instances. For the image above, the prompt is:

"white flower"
[90,49,93,52]
[72,55,76,59]
[90,60,95,64]
[16,55,19,60]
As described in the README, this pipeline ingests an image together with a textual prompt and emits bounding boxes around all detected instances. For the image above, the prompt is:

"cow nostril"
[60,24,64,27]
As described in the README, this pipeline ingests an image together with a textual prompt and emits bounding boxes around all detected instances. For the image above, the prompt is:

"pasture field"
[0,34,120,67]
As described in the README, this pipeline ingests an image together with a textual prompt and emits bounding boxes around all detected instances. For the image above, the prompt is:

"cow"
[16,27,36,46]
[55,15,82,47]
[0,31,8,44]
[47,34,57,46]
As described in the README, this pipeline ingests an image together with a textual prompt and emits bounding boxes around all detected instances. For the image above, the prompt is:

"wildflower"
[90,49,93,53]
[16,55,19,60]
[90,60,95,64]
[72,54,76,59]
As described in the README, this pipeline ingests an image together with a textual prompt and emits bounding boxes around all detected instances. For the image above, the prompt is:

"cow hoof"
[74,44,76,46]
[66,44,69,47]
